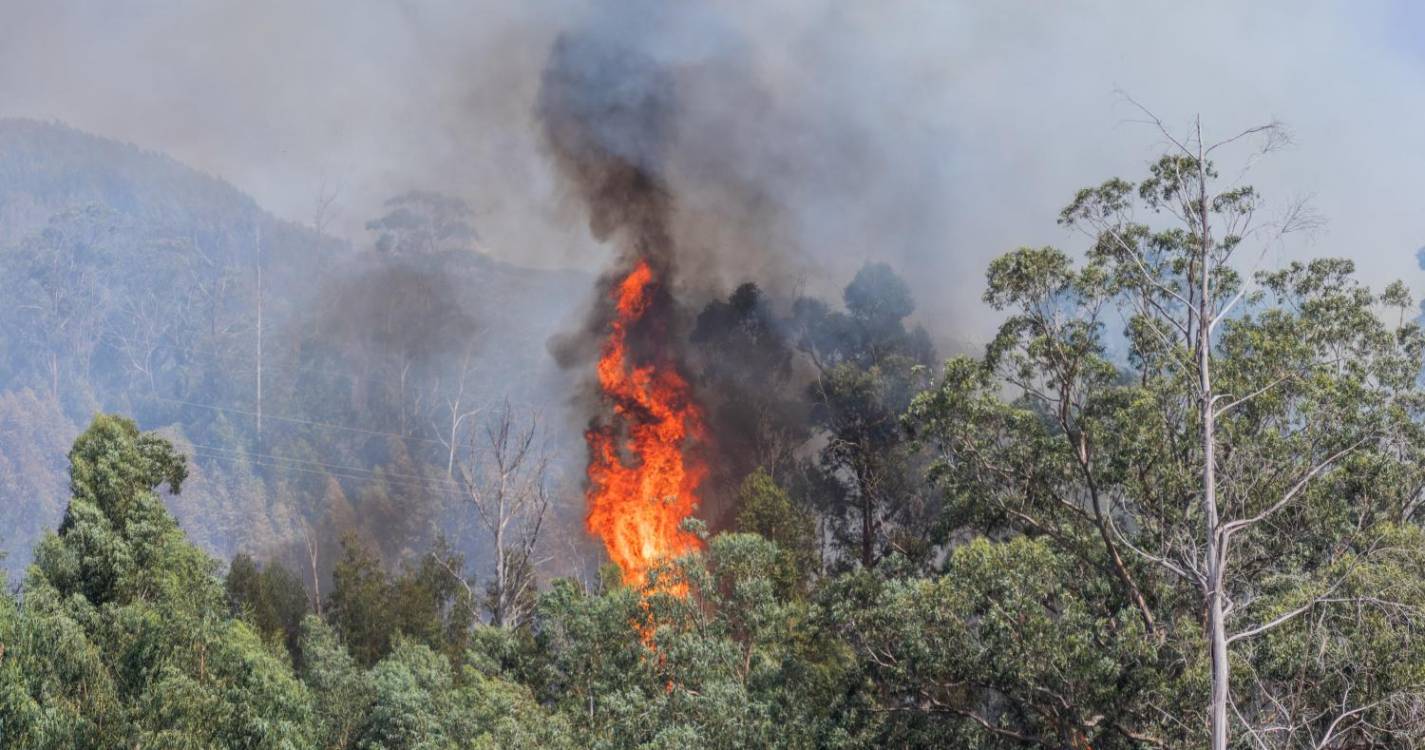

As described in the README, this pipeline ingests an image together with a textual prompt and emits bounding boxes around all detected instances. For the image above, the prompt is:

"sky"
[1,0,1423,345]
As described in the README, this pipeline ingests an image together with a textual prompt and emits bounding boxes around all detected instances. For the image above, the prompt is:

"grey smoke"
[2,1,1423,346]
[536,30,679,270]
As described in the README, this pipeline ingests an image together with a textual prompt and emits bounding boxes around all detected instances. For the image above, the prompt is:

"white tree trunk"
[1196,148,1229,750]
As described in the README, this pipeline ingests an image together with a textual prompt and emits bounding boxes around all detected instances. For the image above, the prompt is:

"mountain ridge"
[0,118,591,579]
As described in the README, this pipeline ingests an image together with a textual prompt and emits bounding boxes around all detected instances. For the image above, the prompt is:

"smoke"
[4,0,1425,570]
[6,2,1423,347]
[532,3,832,309]
[311,261,478,365]
[537,34,678,266]
[533,14,798,533]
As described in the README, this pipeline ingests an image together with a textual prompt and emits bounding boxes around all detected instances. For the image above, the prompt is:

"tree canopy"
[5,141,1425,749]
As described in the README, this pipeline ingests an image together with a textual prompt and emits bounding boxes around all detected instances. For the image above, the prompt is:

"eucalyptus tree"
[908,121,1425,747]
[793,263,937,568]
[0,415,316,749]
[526,532,852,750]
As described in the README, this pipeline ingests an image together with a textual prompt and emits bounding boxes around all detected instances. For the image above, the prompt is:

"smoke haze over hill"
[3,0,1425,580]
[5,1,1423,345]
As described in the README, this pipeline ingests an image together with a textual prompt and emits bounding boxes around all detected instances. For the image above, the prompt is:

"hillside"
[0,119,590,578]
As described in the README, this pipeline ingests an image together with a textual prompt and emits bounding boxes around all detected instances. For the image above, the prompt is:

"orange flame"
[585,259,706,591]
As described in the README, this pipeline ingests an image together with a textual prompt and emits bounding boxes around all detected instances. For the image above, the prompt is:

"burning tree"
[537,34,714,591]
[584,259,708,589]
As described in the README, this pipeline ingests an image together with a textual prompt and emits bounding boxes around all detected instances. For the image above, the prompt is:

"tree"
[299,614,373,749]
[908,125,1425,746]
[525,533,850,750]
[347,634,573,750]
[1059,113,1417,749]
[391,542,478,660]
[735,469,818,595]
[2,206,115,398]
[0,415,315,748]
[823,536,1158,748]
[365,190,479,257]
[793,263,935,568]
[225,553,311,658]
[312,179,343,236]
[432,347,487,478]
[690,283,810,522]
[327,534,398,667]
[325,532,473,668]
[457,401,553,628]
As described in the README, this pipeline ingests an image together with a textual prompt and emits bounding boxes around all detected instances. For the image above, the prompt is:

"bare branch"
[1220,438,1368,541]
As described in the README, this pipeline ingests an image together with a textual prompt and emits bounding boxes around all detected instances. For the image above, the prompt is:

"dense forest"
[5,114,1425,749]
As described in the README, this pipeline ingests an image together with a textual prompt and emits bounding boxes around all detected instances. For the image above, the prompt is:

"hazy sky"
[2,0,1423,343]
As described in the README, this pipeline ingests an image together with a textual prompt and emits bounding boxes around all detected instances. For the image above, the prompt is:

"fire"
[585,259,707,591]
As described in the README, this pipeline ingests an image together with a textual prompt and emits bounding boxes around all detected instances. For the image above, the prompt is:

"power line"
[105,316,557,396]
[188,442,465,493]
[141,382,548,452]
[149,394,457,449]
[133,390,569,503]
[106,333,487,390]
[191,448,465,499]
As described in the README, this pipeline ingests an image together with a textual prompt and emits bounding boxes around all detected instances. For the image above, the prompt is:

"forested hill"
[0,119,590,580]
[0,119,266,247]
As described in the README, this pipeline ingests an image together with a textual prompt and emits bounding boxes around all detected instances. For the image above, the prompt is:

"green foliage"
[7,125,1425,749]
[515,533,863,750]
[227,553,312,658]
[823,538,1164,748]
[11,341,1425,750]
[65,413,188,531]
[905,160,1425,746]
[1,415,315,749]
[299,616,372,749]
[794,263,936,568]
[325,534,473,667]
[327,535,398,667]
[736,470,818,595]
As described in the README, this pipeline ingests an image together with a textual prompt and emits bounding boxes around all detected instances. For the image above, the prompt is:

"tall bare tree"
[457,400,553,628]
[254,223,264,440]
[911,107,1425,744]
[433,347,486,478]
[312,178,342,236]
[1061,103,1376,750]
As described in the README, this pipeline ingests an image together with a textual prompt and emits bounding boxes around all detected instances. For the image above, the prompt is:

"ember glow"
[585,259,707,590]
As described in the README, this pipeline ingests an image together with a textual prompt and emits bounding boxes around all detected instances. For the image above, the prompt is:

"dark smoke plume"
[536,27,727,530]
[537,29,696,383]
[535,25,812,530]
[537,34,679,275]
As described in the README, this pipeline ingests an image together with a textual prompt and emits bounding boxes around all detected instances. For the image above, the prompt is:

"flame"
[585,259,706,591]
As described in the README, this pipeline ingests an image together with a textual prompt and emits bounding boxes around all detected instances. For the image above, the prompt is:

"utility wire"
[189,442,465,493]
[191,448,464,499]
[150,394,457,449]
